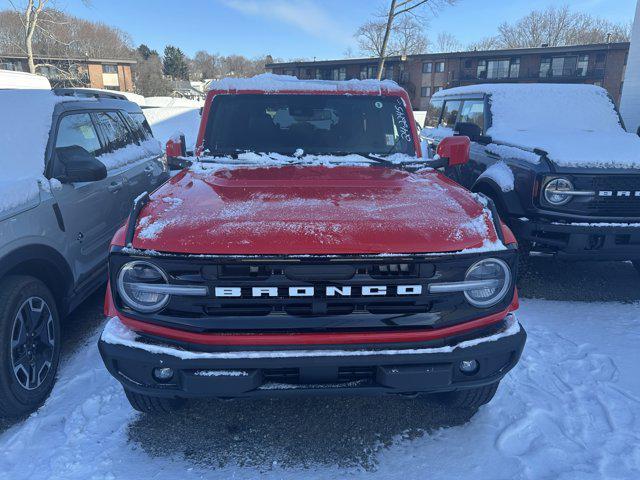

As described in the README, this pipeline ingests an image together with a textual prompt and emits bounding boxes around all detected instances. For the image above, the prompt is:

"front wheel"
[433,382,500,411]
[0,275,61,418]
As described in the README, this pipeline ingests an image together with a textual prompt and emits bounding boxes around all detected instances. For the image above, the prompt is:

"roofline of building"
[0,53,137,64]
[266,42,630,68]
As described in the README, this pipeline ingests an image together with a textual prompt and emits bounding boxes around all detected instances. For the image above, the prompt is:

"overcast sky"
[52,0,637,59]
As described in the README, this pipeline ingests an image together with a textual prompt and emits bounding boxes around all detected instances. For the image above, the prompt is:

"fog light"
[459,359,479,375]
[153,367,174,382]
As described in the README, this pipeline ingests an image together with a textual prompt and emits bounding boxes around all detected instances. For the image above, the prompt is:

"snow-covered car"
[422,84,640,271]
[0,79,168,417]
[98,74,526,415]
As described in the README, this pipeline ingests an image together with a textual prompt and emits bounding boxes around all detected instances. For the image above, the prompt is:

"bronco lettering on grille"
[598,191,640,197]
[213,285,423,298]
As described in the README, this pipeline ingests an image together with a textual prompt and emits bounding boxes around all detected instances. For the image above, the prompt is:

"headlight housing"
[543,177,573,206]
[463,258,511,308]
[117,261,170,313]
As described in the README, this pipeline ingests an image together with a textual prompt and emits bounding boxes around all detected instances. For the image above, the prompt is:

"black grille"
[573,175,640,217]
[110,251,517,334]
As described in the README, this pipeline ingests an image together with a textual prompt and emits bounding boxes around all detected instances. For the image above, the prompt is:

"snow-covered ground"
[1,298,639,479]
[144,106,201,151]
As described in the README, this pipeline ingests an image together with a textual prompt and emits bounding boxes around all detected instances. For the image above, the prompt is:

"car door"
[49,112,122,284]
[454,98,492,189]
[122,110,166,193]
[93,110,149,222]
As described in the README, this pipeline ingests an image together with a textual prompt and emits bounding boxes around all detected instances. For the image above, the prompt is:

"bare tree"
[8,0,48,73]
[433,32,460,52]
[355,0,455,80]
[467,36,502,51]
[356,15,428,66]
[189,51,217,80]
[496,5,631,48]
[2,3,132,83]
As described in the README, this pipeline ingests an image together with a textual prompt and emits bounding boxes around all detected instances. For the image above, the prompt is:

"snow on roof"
[0,89,61,213]
[208,73,403,94]
[434,83,640,168]
[0,69,51,89]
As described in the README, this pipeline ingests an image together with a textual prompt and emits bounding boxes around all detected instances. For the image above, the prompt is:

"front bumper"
[511,218,640,261]
[98,314,526,399]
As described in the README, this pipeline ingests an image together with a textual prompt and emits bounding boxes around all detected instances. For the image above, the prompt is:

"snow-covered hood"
[130,160,503,255]
[495,130,640,170]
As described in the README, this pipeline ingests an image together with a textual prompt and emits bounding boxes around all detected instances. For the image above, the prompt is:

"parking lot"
[1,258,639,479]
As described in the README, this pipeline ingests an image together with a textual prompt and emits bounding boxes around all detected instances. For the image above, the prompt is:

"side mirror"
[454,122,481,140]
[436,135,470,167]
[455,122,491,144]
[56,146,107,183]
[165,134,190,170]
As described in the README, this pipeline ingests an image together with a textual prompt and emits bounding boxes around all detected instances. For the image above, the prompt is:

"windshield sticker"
[385,134,395,146]
[394,99,412,143]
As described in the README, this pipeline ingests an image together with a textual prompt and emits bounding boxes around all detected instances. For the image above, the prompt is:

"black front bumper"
[511,217,640,261]
[98,315,526,399]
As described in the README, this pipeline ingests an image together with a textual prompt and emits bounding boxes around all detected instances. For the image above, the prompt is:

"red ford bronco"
[99,75,525,415]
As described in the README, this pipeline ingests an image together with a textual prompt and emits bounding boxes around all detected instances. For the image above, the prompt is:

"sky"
[37,0,639,60]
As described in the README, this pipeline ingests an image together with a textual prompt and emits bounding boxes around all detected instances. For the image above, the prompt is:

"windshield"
[202,94,416,157]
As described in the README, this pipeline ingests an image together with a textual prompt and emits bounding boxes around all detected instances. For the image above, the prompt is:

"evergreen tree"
[163,45,189,80]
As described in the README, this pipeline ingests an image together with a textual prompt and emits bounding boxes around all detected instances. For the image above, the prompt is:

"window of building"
[577,55,589,76]
[509,58,520,78]
[0,60,23,71]
[360,65,378,79]
[422,62,433,73]
[102,64,118,74]
[441,100,461,128]
[331,67,347,81]
[283,68,297,77]
[477,58,520,79]
[540,56,588,77]
[420,86,432,97]
[458,99,485,130]
[464,59,472,69]
[435,61,445,73]
[424,99,443,127]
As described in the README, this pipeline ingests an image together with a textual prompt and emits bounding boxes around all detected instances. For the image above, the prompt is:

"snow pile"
[0,90,60,214]
[478,161,514,192]
[144,97,204,108]
[97,138,162,171]
[209,73,403,94]
[433,84,640,168]
[2,299,640,479]
[194,152,421,171]
[144,107,201,151]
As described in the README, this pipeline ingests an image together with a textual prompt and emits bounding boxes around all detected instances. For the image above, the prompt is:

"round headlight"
[464,258,511,308]
[117,261,169,313]
[544,178,573,206]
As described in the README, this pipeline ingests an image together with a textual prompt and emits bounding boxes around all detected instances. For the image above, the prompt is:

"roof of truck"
[208,73,404,95]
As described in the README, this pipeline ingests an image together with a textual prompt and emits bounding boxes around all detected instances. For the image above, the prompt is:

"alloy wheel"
[10,297,56,390]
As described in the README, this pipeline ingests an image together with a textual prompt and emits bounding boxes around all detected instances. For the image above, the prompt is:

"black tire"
[434,382,499,411]
[124,388,185,413]
[0,275,61,418]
